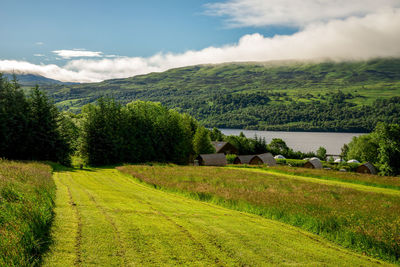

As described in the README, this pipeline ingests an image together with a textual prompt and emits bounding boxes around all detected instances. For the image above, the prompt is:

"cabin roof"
[307,158,323,169]
[258,153,277,166]
[197,153,227,166]
[211,141,237,154]
[235,155,257,164]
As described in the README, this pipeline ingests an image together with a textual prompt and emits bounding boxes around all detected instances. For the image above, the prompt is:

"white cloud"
[52,49,103,59]
[205,0,400,27]
[33,54,45,57]
[35,42,44,45]
[1,9,400,82]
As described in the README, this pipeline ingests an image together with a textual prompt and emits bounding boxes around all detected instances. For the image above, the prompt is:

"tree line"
[1,75,400,175]
[0,74,213,166]
[0,74,71,165]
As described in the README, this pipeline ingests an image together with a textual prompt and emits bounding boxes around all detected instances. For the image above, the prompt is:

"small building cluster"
[196,141,378,175]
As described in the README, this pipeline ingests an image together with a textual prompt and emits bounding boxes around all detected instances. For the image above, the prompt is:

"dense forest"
[36,58,400,132]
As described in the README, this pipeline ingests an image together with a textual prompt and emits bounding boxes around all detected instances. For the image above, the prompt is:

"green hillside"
[45,58,400,132]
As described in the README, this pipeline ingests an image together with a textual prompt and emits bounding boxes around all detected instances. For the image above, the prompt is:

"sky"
[1,0,400,82]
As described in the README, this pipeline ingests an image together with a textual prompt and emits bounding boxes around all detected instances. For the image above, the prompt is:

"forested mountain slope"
[44,58,400,132]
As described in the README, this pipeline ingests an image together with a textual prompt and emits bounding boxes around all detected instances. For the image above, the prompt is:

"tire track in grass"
[84,169,224,265]
[82,188,127,266]
[147,202,223,266]
[59,177,82,266]
[67,170,128,266]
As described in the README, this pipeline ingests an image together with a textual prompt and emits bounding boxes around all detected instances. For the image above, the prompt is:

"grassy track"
[229,167,400,196]
[42,167,389,266]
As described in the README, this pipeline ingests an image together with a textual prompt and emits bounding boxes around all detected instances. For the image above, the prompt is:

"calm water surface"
[220,129,365,155]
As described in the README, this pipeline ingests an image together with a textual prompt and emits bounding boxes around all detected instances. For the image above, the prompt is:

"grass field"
[42,167,389,266]
[119,165,400,263]
[0,161,55,266]
[239,165,400,191]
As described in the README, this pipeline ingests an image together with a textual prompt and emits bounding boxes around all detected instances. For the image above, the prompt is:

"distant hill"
[43,58,400,132]
[3,73,76,87]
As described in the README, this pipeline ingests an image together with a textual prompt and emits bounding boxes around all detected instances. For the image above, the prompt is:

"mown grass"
[43,167,388,266]
[0,160,55,266]
[118,165,400,264]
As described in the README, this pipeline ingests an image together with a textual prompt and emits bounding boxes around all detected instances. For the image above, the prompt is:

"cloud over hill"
[1,2,400,82]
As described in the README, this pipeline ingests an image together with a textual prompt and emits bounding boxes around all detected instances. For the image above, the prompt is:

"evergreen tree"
[193,126,215,155]
[316,147,327,161]
[27,86,71,165]
[0,74,29,159]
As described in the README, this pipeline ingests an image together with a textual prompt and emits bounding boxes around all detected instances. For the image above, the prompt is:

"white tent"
[347,159,360,164]
[274,155,286,159]
[334,158,344,163]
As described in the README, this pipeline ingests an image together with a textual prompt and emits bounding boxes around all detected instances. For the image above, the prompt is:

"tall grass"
[0,160,55,266]
[266,165,400,190]
[118,165,400,264]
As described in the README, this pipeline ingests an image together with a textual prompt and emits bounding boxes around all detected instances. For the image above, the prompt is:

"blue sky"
[1,0,400,82]
[0,0,295,63]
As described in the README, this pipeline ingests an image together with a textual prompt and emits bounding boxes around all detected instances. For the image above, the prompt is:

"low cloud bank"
[205,0,400,27]
[1,9,400,82]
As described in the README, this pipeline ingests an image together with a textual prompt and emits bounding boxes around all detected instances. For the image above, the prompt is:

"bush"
[0,161,55,266]
[226,154,237,164]
[276,159,307,167]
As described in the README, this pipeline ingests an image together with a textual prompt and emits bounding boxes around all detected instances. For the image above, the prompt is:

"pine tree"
[193,126,215,155]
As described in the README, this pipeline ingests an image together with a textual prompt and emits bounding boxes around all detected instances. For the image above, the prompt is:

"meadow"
[42,167,388,266]
[119,164,400,263]
[0,160,55,266]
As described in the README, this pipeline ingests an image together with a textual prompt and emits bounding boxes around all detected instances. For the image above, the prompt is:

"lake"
[220,129,365,155]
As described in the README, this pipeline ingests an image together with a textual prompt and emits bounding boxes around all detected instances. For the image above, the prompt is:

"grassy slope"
[0,161,55,266]
[119,165,400,263]
[42,167,387,266]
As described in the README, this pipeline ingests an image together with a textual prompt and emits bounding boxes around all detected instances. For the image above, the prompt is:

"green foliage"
[276,159,307,167]
[80,99,197,165]
[316,147,327,160]
[226,154,237,164]
[345,122,400,175]
[372,123,400,175]
[0,75,72,165]
[209,127,224,141]
[268,138,289,155]
[0,161,55,266]
[41,58,400,132]
[347,135,378,163]
[193,126,215,155]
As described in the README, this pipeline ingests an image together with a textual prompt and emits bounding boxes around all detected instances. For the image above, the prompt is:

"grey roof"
[258,153,277,166]
[357,162,377,174]
[197,153,227,166]
[235,155,257,164]
[307,158,323,169]
[211,141,228,153]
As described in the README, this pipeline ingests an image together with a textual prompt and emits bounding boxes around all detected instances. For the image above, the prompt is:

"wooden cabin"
[257,153,277,166]
[356,162,377,175]
[212,141,238,155]
[233,155,263,165]
[304,158,323,169]
[196,153,227,166]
